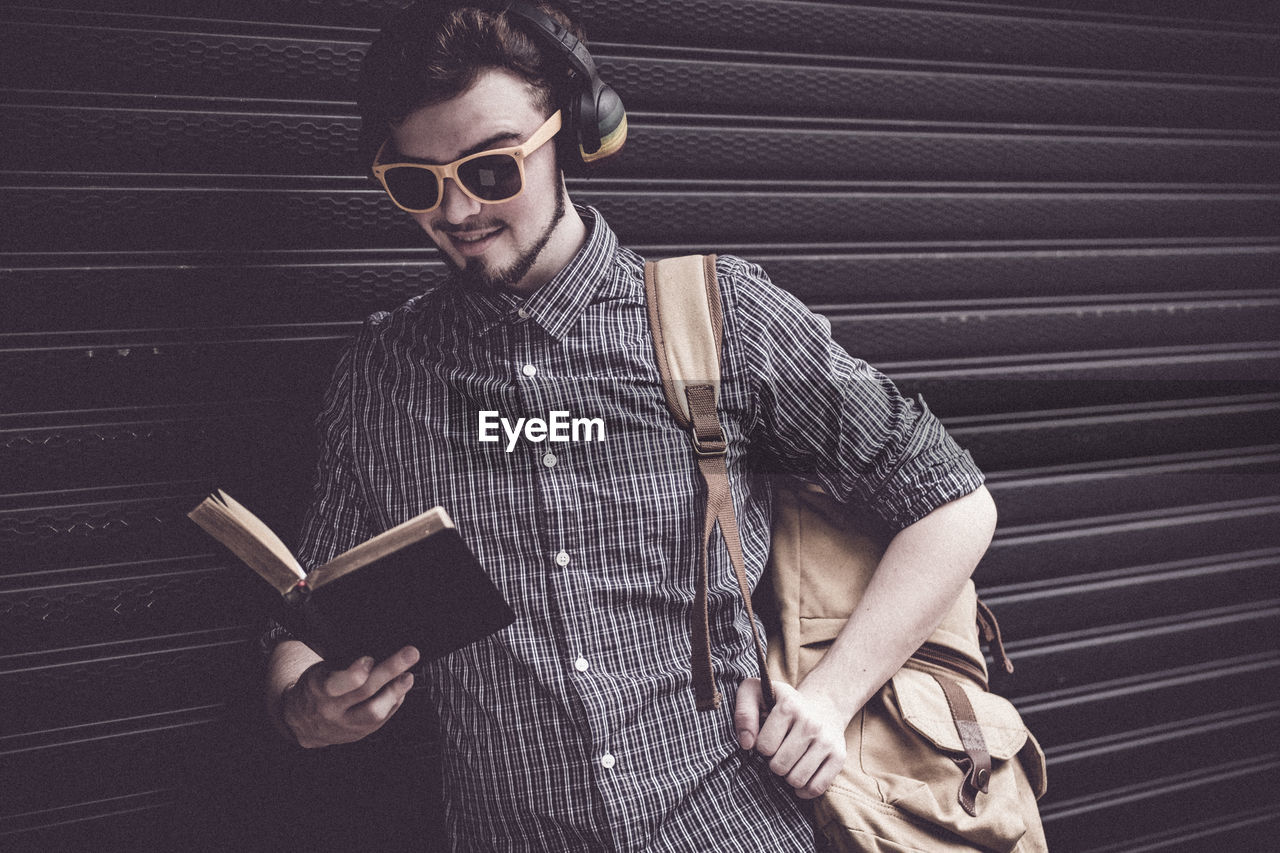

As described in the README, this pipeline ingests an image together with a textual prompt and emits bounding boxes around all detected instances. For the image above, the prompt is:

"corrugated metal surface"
[2,1,1277,850]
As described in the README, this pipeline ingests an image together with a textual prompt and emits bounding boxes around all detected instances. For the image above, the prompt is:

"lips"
[445,225,505,257]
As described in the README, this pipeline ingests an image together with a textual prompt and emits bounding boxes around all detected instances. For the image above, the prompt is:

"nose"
[437,175,482,224]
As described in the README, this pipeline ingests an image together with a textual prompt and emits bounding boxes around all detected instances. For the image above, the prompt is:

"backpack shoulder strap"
[643,254,725,450]
[642,254,776,712]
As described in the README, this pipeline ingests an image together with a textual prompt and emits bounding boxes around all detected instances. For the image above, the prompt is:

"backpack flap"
[889,669,1028,761]
[888,667,1049,807]
[847,669,1046,848]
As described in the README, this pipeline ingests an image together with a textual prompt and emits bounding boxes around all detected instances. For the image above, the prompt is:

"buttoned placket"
[511,317,622,808]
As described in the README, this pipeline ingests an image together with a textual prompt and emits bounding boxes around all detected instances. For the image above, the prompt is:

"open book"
[188,491,515,667]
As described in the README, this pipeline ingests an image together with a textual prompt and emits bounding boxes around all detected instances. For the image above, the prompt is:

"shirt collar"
[453,205,619,342]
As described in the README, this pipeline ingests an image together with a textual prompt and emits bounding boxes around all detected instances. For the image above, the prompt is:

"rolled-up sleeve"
[722,256,984,530]
[256,337,377,658]
[294,341,377,573]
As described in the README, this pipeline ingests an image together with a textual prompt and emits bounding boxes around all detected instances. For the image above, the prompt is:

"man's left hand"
[734,678,850,799]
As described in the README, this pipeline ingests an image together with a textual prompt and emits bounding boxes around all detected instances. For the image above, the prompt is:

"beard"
[443,188,568,293]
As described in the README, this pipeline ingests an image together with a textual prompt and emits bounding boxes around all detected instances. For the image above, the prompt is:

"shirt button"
[555,550,570,567]
[542,452,556,468]
[574,657,590,672]
[522,364,537,377]
[600,753,616,769]
[516,307,530,319]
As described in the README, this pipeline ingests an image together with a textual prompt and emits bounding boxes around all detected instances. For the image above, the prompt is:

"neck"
[508,195,586,294]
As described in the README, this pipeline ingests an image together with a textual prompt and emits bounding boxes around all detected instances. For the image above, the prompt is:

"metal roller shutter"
[2,1,1277,850]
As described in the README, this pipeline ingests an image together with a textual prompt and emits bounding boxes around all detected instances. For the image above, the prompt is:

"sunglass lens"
[458,154,523,201]
[383,167,440,211]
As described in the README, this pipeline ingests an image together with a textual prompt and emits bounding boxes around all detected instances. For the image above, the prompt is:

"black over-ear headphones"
[501,1,627,166]
[358,1,627,172]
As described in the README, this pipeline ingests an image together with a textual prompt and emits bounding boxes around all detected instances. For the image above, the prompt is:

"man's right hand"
[279,644,420,748]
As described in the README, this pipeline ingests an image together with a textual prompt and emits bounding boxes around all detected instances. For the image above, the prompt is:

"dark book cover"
[280,529,515,668]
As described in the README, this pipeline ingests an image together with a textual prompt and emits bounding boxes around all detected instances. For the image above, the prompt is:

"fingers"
[322,656,373,697]
[767,722,845,798]
[321,645,420,703]
[797,754,845,800]
[783,741,827,794]
[356,645,421,701]
[753,685,797,760]
[750,682,848,799]
[763,718,808,779]
[349,669,415,727]
[733,678,763,749]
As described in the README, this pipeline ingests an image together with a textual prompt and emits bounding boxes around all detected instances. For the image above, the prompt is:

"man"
[263,2,997,850]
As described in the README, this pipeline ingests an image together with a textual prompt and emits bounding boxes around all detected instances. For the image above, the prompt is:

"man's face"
[390,67,570,293]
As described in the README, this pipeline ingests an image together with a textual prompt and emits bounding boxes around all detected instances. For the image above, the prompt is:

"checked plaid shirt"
[284,206,985,851]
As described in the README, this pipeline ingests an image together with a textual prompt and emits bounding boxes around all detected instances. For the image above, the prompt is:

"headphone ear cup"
[585,83,627,163]
[554,90,588,176]
[568,83,625,168]
[577,86,601,153]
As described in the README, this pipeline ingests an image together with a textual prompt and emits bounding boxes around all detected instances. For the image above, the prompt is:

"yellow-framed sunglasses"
[371,110,562,214]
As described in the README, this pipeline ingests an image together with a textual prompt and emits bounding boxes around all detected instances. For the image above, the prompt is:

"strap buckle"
[690,424,727,457]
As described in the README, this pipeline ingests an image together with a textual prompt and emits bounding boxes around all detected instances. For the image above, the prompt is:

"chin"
[462,260,511,290]
[454,252,527,293]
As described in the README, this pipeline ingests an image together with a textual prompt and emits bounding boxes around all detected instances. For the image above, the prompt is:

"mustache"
[437,220,505,235]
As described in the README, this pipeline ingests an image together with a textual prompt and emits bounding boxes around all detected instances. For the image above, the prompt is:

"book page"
[308,505,453,589]
[187,491,304,595]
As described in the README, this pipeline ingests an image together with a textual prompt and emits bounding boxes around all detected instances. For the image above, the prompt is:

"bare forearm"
[798,485,998,721]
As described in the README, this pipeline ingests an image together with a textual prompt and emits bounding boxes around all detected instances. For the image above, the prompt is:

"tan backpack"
[643,255,1049,852]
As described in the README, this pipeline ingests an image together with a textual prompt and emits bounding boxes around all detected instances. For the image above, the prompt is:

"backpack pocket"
[819,665,1047,852]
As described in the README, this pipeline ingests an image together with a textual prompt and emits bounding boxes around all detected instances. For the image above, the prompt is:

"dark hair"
[356,1,586,172]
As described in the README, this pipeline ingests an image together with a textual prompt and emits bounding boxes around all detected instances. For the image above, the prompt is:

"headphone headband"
[506,1,598,80]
